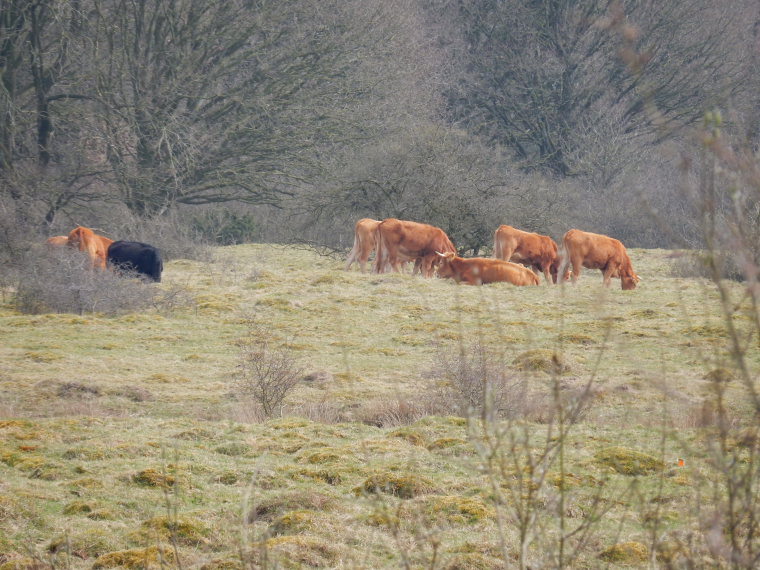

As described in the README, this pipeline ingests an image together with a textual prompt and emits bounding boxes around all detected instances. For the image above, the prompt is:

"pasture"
[0,244,757,569]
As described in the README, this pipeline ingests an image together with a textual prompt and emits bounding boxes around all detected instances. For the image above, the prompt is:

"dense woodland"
[1,0,759,256]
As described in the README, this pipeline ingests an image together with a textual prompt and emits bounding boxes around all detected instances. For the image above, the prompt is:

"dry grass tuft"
[131,468,176,488]
[92,546,175,569]
[268,509,318,536]
[263,535,340,568]
[598,541,648,564]
[355,472,436,498]
[247,491,337,523]
[134,514,211,546]
[411,494,495,524]
[594,446,664,476]
[512,349,570,374]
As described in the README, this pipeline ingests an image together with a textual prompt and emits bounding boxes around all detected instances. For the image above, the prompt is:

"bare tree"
[444,0,752,181]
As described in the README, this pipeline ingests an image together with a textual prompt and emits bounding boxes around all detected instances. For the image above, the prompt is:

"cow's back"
[68,226,110,268]
[564,229,619,267]
[374,218,454,275]
[108,240,163,282]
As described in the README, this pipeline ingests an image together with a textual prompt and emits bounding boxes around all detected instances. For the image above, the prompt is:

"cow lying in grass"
[436,252,540,286]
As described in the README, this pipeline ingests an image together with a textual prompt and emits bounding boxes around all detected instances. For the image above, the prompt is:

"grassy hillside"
[1,244,757,569]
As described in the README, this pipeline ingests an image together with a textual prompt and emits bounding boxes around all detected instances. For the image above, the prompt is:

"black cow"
[107,241,163,282]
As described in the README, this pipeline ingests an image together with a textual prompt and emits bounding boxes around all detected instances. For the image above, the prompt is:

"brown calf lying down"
[436,252,540,286]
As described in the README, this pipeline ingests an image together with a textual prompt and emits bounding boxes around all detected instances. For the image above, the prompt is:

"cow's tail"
[373,225,387,274]
[557,240,571,283]
[345,229,361,270]
[493,230,502,259]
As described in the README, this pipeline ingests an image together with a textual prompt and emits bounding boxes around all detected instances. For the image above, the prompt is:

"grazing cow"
[559,229,640,290]
[46,235,69,247]
[107,240,163,282]
[373,218,456,277]
[436,252,540,286]
[67,226,113,269]
[345,218,381,272]
[493,225,561,284]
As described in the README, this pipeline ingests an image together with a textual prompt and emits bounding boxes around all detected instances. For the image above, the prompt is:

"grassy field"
[1,244,757,569]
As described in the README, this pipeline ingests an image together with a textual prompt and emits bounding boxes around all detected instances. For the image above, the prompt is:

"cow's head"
[549,257,567,285]
[67,227,87,250]
[621,271,641,290]
[435,251,457,279]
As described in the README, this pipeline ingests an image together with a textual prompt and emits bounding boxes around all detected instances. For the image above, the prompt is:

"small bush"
[668,250,745,281]
[431,341,526,418]
[234,324,305,418]
[107,207,210,261]
[192,208,256,245]
[14,246,158,315]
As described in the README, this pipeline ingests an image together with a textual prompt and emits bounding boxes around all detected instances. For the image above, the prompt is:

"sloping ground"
[0,415,694,569]
[0,244,757,568]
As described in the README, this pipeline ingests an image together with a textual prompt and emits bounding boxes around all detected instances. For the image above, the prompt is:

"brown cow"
[345,218,381,272]
[560,229,640,290]
[46,235,69,247]
[493,225,560,283]
[436,252,540,286]
[67,226,113,269]
[373,218,456,277]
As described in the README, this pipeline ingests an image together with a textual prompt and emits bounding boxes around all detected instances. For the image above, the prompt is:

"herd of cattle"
[45,219,639,290]
[345,218,641,290]
[46,226,163,282]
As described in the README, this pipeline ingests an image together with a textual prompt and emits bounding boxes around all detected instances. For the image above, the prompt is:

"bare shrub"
[106,208,211,262]
[352,398,437,428]
[234,325,305,418]
[14,246,158,315]
[668,250,745,281]
[430,341,526,418]
[150,284,196,314]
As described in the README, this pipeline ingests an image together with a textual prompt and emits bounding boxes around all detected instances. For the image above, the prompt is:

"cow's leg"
[420,256,435,278]
[359,246,370,273]
[570,257,582,284]
[601,266,615,287]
